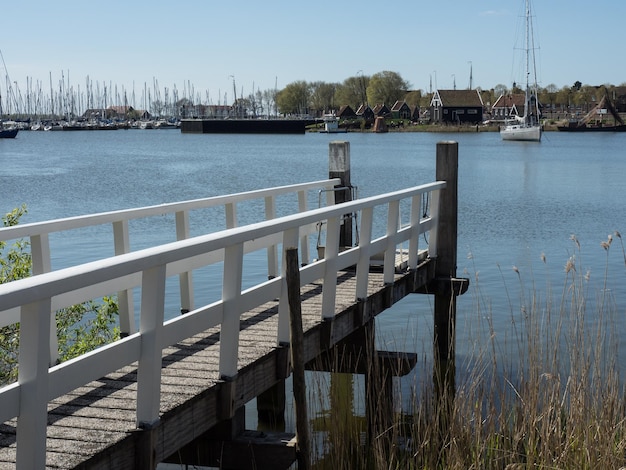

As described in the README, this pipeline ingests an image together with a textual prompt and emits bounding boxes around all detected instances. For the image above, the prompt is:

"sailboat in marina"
[0,50,19,138]
[500,0,542,142]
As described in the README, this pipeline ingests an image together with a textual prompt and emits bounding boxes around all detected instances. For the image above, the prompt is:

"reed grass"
[308,234,626,469]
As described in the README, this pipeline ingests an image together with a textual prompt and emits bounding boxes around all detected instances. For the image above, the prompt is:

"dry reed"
[308,234,626,469]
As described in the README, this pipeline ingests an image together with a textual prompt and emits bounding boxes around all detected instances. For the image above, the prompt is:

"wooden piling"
[328,141,353,248]
[285,247,311,470]
[434,141,459,398]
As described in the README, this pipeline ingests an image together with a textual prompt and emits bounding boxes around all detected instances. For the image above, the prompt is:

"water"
[2,129,626,422]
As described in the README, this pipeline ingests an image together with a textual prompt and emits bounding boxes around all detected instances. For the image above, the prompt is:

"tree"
[261,88,277,117]
[335,75,370,110]
[539,83,558,111]
[309,81,338,114]
[493,84,508,98]
[366,71,410,106]
[0,206,120,385]
[276,80,310,115]
[574,85,595,111]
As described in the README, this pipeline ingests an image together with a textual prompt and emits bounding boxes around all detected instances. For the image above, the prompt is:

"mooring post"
[433,141,459,399]
[285,247,311,470]
[328,141,353,248]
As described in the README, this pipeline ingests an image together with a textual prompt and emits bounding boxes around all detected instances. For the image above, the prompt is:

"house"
[390,100,412,120]
[108,105,134,118]
[372,104,390,117]
[430,89,483,124]
[337,105,356,119]
[355,104,374,121]
[409,105,421,122]
[612,87,626,113]
[491,93,526,121]
[80,106,151,121]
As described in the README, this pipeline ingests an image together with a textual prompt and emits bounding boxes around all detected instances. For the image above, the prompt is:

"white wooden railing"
[0,179,340,363]
[0,180,444,468]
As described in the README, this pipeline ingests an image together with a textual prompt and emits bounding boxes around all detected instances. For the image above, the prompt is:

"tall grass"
[309,234,626,469]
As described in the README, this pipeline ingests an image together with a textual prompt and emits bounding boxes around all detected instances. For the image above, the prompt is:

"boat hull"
[500,124,541,142]
[0,128,18,139]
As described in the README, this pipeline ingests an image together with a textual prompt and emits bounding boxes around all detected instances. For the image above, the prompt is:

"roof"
[108,105,134,113]
[492,93,526,109]
[434,89,483,107]
[372,104,390,115]
[337,105,355,117]
[390,100,410,111]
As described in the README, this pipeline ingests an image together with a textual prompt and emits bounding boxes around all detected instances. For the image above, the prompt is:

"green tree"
[335,74,370,110]
[556,85,573,110]
[574,85,595,111]
[309,81,338,114]
[366,71,410,106]
[0,206,120,385]
[538,83,558,112]
[276,80,310,115]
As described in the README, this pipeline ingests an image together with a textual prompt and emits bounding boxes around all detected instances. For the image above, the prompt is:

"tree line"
[272,72,626,117]
[3,69,624,121]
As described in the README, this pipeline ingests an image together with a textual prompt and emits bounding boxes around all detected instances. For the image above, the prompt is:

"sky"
[2,0,625,106]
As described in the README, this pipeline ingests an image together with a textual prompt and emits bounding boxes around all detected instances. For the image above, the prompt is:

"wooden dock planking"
[0,256,435,469]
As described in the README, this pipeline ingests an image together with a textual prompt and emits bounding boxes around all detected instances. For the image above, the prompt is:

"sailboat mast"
[525,0,530,96]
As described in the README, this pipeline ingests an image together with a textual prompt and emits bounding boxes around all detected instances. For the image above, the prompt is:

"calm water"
[2,128,626,412]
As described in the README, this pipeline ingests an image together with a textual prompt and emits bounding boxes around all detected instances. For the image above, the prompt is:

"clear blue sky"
[2,0,624,105]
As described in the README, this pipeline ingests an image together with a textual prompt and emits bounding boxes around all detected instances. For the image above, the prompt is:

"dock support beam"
[329,141,353,248]
[434,141,459,399]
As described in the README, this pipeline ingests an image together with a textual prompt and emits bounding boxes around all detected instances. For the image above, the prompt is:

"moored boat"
[319,114,347,133]
[557,91,626,132]
[500,0,542,142]
[0,127,18,138]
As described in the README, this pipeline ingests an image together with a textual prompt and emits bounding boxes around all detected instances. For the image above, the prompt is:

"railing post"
[265,195,279,279]
[329,141,353,248]
[16,299,52,469]
[297,190,311,265]
[383,200,400,285]
[113,220,137,334]
[433,141,459,399]
[355,206,374,301]
[408,194,422,270]
[175,210,195,313]
[30,233,59,366]
[136,265,166,428]
[321,216,340,319]
[219,242,244,379]
[278,228,300,344]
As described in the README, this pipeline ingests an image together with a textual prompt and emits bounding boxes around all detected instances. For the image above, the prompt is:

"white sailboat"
[500,0,541,142]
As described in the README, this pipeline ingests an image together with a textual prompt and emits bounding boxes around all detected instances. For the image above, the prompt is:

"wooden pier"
[0,142,466,469]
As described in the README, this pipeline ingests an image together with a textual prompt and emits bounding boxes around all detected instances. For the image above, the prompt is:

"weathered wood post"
[286,247,311,470]
[328,141,353,248]
[434,141,460,399]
